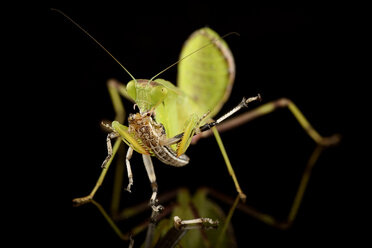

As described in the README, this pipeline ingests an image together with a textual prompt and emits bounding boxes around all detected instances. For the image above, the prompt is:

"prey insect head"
[128,112,149,124]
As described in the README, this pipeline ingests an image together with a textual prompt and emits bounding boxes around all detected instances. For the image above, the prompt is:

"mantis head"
[126,79,168,114]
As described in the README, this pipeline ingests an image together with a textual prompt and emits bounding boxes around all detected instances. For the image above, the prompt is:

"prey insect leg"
[199,95,261,133]
[101,132,120,168]
[142,154,164,212]
[196,98,341,147]
[125,147,134,192]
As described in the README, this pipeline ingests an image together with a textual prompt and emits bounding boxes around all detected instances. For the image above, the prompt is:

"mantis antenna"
[148,31,240,85]
[51,8,137,84]
[52,8,239,90]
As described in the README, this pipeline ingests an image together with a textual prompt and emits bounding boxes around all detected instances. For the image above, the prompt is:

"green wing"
[154,28,235,142]
[154,79,199,142]
[177,27,235,118]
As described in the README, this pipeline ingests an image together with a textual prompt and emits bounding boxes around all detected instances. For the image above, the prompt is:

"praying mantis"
[53,9,341,246]
[54,9,260,208]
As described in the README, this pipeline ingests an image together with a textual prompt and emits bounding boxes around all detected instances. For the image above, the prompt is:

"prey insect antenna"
[147,31,240,85]
[51,8,137,83]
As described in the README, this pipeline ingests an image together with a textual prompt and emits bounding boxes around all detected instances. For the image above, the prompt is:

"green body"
[124,28,235,153]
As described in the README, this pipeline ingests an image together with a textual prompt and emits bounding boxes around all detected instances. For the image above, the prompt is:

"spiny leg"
[173,109,212,157]
[194,98,341,147]
[125,147,134,192]
[172,95,261,144]
[101,132,120,168]
[171,95,261,201]
[192,98,340,226]
[154,216,219,248]
[198,95,261,133]
[173,216,219,230]
[175,113,199,157]
[142,154,164,212]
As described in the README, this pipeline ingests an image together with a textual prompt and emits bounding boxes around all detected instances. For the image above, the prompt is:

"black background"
[17,5,358,247]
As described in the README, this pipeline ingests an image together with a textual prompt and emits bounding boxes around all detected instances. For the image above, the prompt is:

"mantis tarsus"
[53,9,340,246]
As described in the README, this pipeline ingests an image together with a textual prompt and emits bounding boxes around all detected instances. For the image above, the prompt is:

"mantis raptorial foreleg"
[175,112,210,157]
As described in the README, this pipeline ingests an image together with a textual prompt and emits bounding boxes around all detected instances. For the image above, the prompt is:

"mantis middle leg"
[192,98,341,227]
[72,79,128,206]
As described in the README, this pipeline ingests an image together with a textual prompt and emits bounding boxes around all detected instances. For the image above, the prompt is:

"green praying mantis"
[53,9,341,246]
